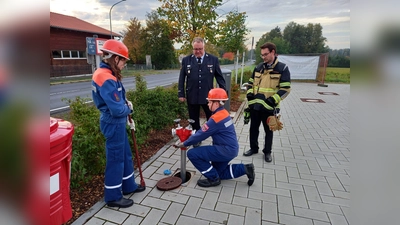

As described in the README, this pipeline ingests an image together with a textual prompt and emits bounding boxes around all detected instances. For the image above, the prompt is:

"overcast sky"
[50,0,350,50]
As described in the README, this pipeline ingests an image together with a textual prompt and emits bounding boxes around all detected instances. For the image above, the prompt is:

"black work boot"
[244,163,255,186]
[243,149,258,156]
[264,153,272,162]
[106,197,134,208]
[197,178,221,187]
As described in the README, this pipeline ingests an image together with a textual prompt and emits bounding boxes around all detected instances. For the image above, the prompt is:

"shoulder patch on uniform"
[113,91,120,102]
[201,124,209,132]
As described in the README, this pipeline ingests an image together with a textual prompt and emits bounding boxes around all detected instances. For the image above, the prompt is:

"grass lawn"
[235,66,350,84]
[324,67,350,83]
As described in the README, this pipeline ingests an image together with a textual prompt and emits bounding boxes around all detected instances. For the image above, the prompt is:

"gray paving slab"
[71,83,350,225]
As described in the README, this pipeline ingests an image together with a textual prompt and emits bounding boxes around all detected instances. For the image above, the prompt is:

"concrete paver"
[72,82,350,225]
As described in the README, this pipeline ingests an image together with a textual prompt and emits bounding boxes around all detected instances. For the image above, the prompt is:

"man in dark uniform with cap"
[178,37,226,147]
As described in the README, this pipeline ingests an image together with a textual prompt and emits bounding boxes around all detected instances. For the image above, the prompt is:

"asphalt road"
[50,63,250,114]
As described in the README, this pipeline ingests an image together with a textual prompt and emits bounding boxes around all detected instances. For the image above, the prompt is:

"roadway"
[50,63,250,114]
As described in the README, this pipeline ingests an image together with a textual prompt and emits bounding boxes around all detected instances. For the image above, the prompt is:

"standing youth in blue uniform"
[175,88,255,188]
[178,37,226,147]
[91,40,145,208]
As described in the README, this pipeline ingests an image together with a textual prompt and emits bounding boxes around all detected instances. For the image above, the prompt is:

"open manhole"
[300,98,325,103]
[173,171,192,184]
[318,92,338,95]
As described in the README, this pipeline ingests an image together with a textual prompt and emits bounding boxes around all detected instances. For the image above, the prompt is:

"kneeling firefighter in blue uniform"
[175,88,255,187]
[91,40,145,208]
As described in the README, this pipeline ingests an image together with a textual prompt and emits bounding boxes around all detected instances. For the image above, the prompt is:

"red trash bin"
[50,117,74,225]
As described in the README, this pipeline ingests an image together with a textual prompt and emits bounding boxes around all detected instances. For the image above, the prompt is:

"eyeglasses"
[260,52,272,58]
[193,48,203,51]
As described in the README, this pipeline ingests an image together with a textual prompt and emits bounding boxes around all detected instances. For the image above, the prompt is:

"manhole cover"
[156,176,182,191]
[318,92,338,95]
[300,98,325,103]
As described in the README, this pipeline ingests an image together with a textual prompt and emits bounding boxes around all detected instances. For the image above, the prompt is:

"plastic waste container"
[221,68,232,111]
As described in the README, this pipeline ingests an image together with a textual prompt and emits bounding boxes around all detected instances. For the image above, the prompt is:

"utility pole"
[109,0,126,39]
[240,52,245,86]
[235,50,239,84]
[250,37,254,62]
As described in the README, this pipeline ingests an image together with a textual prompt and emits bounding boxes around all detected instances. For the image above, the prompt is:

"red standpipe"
[172,119,195,182]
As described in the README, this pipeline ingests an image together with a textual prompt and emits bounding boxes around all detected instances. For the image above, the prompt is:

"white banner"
[278,55,320,80]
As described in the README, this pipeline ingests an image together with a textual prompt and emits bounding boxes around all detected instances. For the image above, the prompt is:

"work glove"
[127,117,136,131]
[267,114,283,131]
[246,93,255,101]
[265,96,277,108]
[243,107,251,124]
[126,98,133,113]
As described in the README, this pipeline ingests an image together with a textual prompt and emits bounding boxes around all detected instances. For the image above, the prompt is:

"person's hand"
[179,97,186,102]
[173,141,186,149]
[246,93,254,101]
[265,97,277,107]
[126,98,133,113]
[127,117,136,131]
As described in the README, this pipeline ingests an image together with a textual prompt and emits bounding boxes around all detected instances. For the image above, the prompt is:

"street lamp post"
[109,0,126,39]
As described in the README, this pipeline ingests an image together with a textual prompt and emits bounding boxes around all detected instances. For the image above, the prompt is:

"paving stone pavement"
[72,82,350,225]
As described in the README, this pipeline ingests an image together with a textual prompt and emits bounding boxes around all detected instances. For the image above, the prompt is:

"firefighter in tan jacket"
[243,42,291,162]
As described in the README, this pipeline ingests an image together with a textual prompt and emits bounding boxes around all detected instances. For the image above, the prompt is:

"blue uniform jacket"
[184,107,238,157]
[91,62,131,124]
[178,53,226,104]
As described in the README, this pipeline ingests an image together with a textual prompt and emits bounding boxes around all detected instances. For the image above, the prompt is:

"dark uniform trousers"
[249,109,274,154]
[188,103,212,131]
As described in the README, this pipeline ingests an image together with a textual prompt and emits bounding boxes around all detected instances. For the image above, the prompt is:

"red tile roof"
[50,12,121,37]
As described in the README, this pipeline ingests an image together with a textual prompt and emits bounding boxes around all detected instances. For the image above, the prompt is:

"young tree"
[142,11,178,70]
[123,18,145,64]
[157,0,223,50]
[217,11,250,53]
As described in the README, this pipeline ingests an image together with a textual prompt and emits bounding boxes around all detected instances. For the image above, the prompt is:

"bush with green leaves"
[241,70,253,84]
[63,74,188,188]
[230,82,241,101]
[64,97,105,188]
[126,75,188,145]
